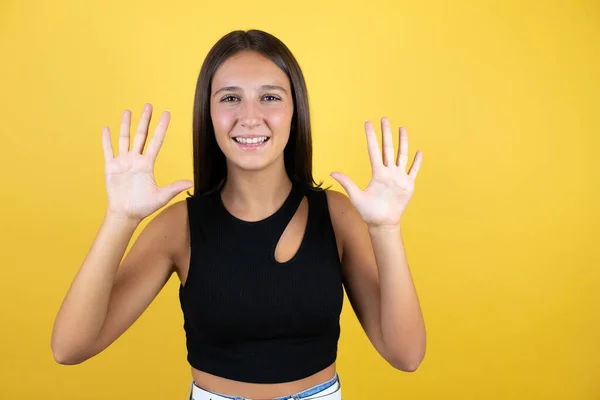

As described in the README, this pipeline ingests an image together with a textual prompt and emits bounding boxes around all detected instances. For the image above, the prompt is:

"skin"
[210,51,296,220]
[51,50,425,400]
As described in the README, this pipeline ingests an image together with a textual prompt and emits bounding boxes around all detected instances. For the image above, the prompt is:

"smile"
[233,136,269,144]
[232,136,270,151]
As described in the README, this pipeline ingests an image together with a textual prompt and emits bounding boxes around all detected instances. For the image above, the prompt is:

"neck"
[220,163,293,222]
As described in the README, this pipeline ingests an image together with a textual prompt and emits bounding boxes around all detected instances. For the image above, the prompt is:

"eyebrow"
[213,85,288,97]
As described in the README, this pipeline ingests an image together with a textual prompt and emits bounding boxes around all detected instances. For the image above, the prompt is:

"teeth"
[234,136,268,144]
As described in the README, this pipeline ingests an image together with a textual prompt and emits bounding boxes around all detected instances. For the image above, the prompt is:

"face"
[210,51,294,172]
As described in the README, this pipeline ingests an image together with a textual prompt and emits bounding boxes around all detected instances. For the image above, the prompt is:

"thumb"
[330,172,360,199]
[158,180,194,203]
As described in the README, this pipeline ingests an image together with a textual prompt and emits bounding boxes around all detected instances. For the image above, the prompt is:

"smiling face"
[210,51,294,173]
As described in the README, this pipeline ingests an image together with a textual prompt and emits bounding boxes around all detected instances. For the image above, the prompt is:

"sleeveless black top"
[179,181,344,383]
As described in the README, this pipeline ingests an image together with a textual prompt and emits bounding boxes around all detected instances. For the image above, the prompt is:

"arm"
[330,118,426,371]
[51,201,187,364]
[51,104,192,364]
[327,191,425,372]
[369,223,426,371]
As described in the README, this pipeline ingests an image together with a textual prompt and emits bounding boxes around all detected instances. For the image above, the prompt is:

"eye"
[220,95,239,102]
[263,95,281,101]
[219,94,281,103]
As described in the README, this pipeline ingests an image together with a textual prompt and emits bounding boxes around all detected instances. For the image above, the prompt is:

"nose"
[240,99,262,129]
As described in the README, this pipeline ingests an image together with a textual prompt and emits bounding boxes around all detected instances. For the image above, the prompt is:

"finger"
[145,110,171,162]
[102,126,114,163]
[408,150,423,180]
[131,103,153,154]
[330,171,361,199]
[158,179,194,204]
[365,120,383,172]
[396,126,409,170]
[381,117,395,167]
[118,109,131,155]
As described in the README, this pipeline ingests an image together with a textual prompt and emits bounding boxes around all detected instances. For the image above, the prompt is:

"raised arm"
[51,104,192,364]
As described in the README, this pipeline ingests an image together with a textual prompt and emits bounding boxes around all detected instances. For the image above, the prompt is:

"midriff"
[191,361,337,399]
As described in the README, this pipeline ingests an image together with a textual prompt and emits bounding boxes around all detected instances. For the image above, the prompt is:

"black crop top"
[178,181,344,383]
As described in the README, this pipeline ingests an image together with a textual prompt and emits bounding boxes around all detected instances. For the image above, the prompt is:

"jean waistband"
[189,372,342,400]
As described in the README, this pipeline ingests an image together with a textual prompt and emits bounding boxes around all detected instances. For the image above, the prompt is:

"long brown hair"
[189,29,325,197]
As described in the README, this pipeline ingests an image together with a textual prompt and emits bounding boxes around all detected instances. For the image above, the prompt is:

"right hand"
[101,103,193,223]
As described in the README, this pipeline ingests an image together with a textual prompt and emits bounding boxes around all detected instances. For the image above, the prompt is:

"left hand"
[330,118,423,229]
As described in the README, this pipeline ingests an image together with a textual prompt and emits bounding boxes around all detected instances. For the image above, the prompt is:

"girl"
[51,29,426,400]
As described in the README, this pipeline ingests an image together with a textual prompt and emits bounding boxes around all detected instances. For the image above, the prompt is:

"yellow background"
[1,0,598,398]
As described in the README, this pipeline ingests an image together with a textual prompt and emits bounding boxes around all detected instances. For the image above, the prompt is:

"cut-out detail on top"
[274,196,308,264]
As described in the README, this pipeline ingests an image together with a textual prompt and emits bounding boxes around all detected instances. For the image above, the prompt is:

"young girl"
[51,29,426,400]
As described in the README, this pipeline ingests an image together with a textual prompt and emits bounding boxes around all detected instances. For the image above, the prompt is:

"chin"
[227,153,284,174]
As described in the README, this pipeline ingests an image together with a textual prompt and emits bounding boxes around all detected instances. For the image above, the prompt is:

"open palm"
[102,104,193,221]
[331,118,422,228]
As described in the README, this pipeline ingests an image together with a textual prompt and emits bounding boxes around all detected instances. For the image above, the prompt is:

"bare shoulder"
[115,199,190,287]
[324,189,361,228]
[324,189,366,261]
[150,199,190,260]
[114,198,189,282]
[155,199,191,284]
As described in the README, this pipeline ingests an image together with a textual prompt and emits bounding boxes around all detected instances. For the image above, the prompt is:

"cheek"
[266,105,293,131]
[211,107,236,134]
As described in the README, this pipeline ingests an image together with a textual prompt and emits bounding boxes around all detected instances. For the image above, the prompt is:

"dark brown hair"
[188,29,325,197]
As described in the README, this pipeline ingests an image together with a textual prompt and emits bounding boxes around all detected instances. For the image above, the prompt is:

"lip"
[231,135,270,139]
[232,136,270,152]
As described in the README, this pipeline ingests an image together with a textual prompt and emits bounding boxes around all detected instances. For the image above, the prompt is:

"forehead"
[212,51,290,90]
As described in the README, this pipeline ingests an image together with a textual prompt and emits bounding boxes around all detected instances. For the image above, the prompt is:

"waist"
[190,362,337,399]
